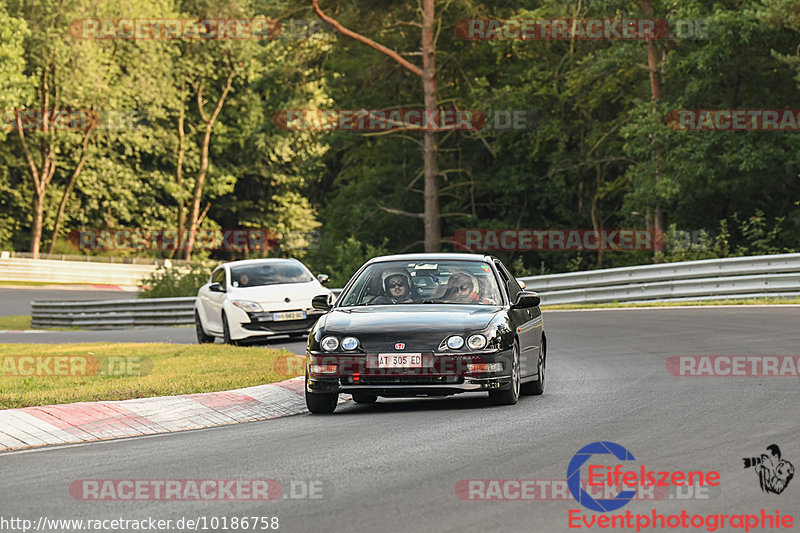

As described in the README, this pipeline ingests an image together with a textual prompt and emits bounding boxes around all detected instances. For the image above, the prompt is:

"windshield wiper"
[420,299,446,304]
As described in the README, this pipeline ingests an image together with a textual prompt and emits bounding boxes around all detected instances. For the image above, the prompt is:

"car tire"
[351,393,378,404]
[195,311,215,344]
[222,312,238,346]
[521,337,545,396]
[306,392,338,413]
[489,340,520,406]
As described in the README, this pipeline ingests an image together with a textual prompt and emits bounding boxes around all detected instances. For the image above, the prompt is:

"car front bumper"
[306,348,514,397]
[227,308,326,340]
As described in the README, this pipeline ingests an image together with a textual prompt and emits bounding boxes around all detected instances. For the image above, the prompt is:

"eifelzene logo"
[743,445,794,495]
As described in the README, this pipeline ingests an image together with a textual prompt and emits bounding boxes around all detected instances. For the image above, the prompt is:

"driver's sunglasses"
[458,285,470,292]
[388,281,406,289]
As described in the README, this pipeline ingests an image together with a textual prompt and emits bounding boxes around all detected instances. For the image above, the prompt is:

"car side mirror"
[312,294,333,311]
[317,274,330,284]
[209,282,225,293]
[516,278,526,290]
[511,291,540,309]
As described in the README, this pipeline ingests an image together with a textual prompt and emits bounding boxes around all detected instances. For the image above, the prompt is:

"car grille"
[341,375,464,386]
[242,317,318,333]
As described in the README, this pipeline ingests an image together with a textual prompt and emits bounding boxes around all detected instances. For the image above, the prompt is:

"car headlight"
[467,334,487,350]
[321,336,339,351]
[446,335,464,349]
[231,300,263,313]
[341,337,359,350]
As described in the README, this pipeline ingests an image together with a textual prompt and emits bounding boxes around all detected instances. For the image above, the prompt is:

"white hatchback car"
[195,258,333,345]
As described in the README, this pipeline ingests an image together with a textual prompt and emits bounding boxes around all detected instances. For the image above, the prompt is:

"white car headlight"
[341,337,359,350]
[447,335,464,349]
[321,336,339,351]
[231,300,263,313]
[467,334,487,350]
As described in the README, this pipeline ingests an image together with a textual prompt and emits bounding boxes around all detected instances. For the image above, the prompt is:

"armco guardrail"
[29,254,800,328]
[31,290,344,329]
[31,298,196,329]
[519,253,800,305]
[0,257,158,286]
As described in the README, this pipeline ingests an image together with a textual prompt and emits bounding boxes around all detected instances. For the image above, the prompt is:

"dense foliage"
[138,263,214,298]
[2,0,799,280]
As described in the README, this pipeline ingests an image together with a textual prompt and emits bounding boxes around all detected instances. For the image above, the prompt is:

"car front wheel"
[195,311,215,344]
[489,341,520,406]
[305,371,338,413]
[521,341,545,396]
[222,312,238,346]
[306,392,338,413]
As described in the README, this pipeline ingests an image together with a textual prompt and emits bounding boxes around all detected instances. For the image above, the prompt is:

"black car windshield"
[338,260,503,306]
[230,261,313,288]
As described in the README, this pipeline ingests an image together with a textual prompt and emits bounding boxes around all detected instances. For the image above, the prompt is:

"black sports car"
[304,253,546,413]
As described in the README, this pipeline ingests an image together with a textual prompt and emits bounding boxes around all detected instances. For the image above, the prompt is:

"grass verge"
[0,343,304,409]
[0,315,32,330]
[542,296,800,310]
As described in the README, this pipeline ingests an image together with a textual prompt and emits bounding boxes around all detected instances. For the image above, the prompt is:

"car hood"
[320,304,501,335]
[227,281,329,306]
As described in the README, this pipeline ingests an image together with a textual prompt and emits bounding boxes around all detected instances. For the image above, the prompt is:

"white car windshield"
[338,260,503,306]
[229,262,313,288]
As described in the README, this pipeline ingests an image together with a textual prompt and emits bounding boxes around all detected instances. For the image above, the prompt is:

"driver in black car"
[370,271,417,304]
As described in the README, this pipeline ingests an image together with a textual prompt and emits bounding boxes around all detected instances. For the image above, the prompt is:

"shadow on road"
[330,394,549,415]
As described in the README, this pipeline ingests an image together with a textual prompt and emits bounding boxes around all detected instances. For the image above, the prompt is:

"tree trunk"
[591,165,603,269]
[48,119,97,254]
[643,0,664,263]
[183,72,234,261]
[31,188,45,258]
[183,122,213,261]
[15,107,55,259]
[654,206,664,255]
[174,80,187,259]
[422,0,440,252]
[312,0,439,251]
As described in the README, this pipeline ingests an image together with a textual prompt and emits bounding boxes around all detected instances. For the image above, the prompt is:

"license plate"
[274,311,306,321]
[377,354,423,368]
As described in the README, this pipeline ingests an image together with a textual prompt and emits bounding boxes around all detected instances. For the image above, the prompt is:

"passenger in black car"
[442,272,496,304]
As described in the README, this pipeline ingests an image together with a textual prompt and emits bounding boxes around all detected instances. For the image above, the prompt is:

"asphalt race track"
[2,306,799,532]
[0,326,307,354]
[0,287,136,316]
[0,326,197,345]
[0,287,306,353]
